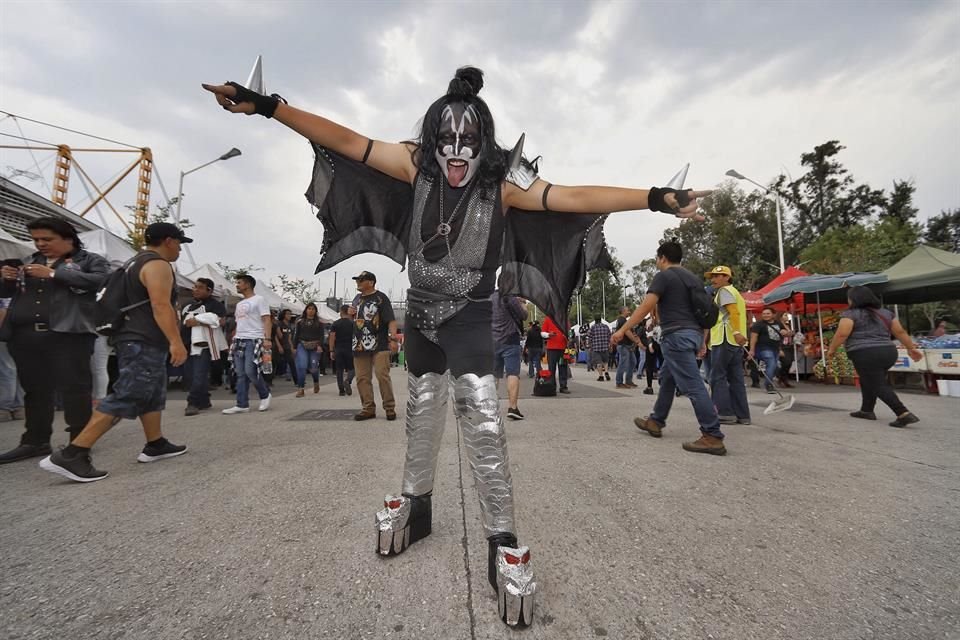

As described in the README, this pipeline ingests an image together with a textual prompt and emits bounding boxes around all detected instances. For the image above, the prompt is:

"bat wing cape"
[305,145,613,329]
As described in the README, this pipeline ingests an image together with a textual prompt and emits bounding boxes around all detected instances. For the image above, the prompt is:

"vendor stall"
[764,272,889,384]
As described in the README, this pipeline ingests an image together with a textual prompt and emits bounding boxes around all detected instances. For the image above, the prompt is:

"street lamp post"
[174,148,241,269]
[726,169,785,273]
[622,284,633,308]
[175,147,242,224]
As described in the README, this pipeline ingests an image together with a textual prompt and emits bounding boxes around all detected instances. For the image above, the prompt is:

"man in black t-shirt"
[611,241,726,456]
[181,278,226,415]
[524,321,544,378]
[329,304,356,396]
[350,271,398,420]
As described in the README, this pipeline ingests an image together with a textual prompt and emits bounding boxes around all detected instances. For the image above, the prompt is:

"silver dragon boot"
[453,373,537,627]
[376,371,448,556]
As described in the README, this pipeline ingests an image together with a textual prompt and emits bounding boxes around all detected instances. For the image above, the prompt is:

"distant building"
[0,176,99,241]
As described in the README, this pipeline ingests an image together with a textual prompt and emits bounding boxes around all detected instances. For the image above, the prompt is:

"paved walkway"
[2,365,958,640]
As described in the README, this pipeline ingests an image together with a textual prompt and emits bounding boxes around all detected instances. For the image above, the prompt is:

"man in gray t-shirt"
[611,242,725,456]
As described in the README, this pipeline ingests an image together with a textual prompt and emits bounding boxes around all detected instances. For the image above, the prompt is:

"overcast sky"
[1,0,957,300]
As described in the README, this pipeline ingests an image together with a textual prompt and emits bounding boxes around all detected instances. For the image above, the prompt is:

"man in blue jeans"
[611,241,726,455]
[222,275,273,414]
[491,290,528,420]
[614,307,639,388]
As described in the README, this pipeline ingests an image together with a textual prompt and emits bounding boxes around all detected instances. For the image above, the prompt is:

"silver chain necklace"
[424,183,469,256]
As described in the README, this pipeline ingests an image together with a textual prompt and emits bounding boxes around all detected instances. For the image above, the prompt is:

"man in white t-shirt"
[222,275,272,414]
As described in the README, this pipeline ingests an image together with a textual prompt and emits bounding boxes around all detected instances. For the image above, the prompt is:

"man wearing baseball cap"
[705,265,750,426]
[350,271,398,421]
[39,222,191,482]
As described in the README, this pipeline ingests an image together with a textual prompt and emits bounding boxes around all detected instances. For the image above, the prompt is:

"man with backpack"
[39,223,191,482]
[705,265,751,427]
[611,241,726,455]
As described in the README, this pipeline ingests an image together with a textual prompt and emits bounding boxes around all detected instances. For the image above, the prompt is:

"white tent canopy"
[186,263,241,304]
[0,228,34,260]
[78,229,136,268]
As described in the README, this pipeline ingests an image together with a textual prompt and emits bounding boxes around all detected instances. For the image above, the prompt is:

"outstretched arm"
[503,179,709,220]
[202,83,417,184]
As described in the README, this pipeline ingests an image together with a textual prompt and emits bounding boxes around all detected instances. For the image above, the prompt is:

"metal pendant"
[437,222,452,237]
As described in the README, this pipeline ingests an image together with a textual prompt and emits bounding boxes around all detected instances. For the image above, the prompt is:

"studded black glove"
[648,187,693,214]
[224,81,287,119]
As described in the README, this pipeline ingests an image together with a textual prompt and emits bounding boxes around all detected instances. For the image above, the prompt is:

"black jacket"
[0,249,110,338]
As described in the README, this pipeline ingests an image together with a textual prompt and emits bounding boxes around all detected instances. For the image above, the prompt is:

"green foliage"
[924,208,960,252]
[125,197,192,250]
[656,182,780,291]
[216,262,263,280]
[798,217,920,274]
[272,274,323,305]
[576,254,626,322]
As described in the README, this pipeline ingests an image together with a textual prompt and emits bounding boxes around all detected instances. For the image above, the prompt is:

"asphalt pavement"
[1,365,958,640]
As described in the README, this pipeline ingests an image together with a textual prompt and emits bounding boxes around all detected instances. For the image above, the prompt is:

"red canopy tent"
[742,266,809,314]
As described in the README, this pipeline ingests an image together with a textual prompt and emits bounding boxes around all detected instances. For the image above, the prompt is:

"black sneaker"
[39,449,108,483]
[137,440,188,463]
[559,387,571,394]
[184,405,200,417]
[597,375,604,381]
[604,373,610,381]
[889,412,919,428]
[0,443,52,465]
[642,387,655,395]
[507,407,525,420]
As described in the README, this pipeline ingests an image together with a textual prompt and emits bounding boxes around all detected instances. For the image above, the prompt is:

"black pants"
[184,348,212,408]
[405,300,494,378]
[645,342,662,388]
[847,345,908,416]
[8,329,95,445]
[334,348,355,392]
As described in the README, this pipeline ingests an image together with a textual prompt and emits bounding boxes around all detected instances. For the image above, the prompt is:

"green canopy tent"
[878,245,960,305]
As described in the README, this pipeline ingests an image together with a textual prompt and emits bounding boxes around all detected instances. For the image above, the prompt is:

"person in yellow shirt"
[705,266,751,425]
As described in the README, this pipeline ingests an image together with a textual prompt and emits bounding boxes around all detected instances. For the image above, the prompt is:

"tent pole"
[817,291,827,375]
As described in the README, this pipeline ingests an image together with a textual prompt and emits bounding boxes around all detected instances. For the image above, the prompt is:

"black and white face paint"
[435,102,481,188]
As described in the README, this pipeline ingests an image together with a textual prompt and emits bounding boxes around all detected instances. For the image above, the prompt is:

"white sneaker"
[258,394,272,412]
[222,406,250,415]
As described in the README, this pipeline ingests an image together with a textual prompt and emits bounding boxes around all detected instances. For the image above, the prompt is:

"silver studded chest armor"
[408,175,497,298]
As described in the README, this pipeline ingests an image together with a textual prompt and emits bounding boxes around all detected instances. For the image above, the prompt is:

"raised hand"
[664,189,711,221]
[202,83,256,115]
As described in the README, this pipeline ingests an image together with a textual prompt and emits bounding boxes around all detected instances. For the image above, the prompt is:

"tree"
[924,208,960,252]
[798,217,919,274]
[125,197,193,250]
[272,274,323,305]
[783,140,885,250]
[655,182,780,292]
[882,180,919,224]
[216,262,263,280]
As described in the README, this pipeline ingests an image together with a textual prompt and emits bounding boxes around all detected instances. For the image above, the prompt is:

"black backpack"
[670,269,720,330]
[94,254,154,336]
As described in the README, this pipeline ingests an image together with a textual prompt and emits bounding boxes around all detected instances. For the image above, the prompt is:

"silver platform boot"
[453,373,537,627]
[376,372,448,556]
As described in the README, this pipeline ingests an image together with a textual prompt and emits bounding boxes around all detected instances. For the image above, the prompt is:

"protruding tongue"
[447,162,467,187]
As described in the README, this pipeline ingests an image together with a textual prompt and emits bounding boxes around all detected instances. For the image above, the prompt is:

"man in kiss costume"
[204,67,707,628]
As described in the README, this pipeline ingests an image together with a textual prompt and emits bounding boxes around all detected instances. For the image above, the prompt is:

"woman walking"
[826,287,923,428]
[273,309,298,381]
[293,303,324,397]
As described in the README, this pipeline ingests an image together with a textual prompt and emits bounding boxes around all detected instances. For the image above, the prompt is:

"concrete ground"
[1,365,958,640]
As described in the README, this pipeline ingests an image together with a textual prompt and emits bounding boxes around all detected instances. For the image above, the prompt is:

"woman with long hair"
[293,303,324,397]
[826,286,923,427]
[272,309,297,381]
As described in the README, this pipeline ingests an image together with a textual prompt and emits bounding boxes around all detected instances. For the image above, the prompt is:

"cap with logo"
[352,271,376,282]
[145,222,193,244]
[705,265,733,278]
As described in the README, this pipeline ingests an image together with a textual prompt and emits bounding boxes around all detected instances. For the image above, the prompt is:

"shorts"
[493,342,522,378]
[589,350,608,368]
[97,341,168,418]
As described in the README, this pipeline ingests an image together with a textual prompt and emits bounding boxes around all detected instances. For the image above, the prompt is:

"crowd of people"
[0,216,408,478]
